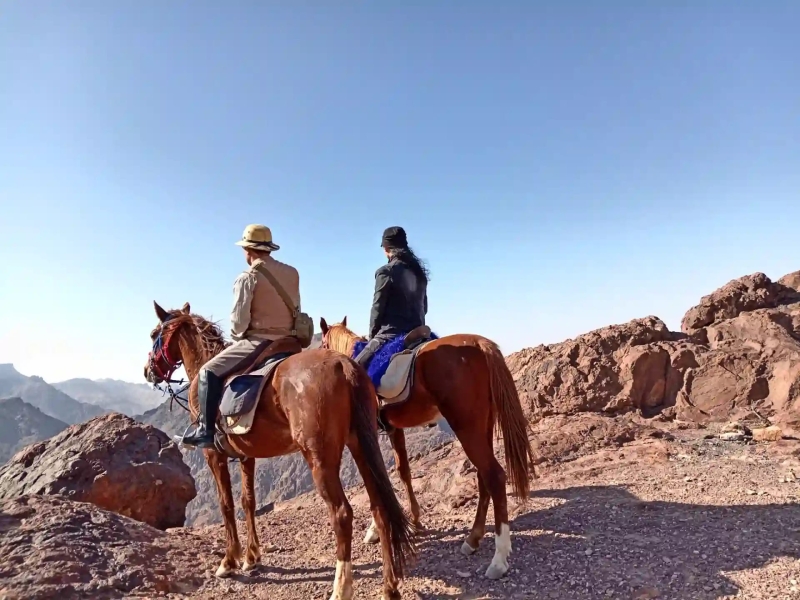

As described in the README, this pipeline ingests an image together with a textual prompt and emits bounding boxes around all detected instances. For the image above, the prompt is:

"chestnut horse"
[319,317,535,580]
[144,302,416,600]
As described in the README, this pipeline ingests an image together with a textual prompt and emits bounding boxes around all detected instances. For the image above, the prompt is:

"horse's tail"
[346,361,417,578]
[478,338,535,501]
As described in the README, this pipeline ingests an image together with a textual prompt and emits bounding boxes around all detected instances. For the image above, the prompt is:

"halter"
[148,315,189,412]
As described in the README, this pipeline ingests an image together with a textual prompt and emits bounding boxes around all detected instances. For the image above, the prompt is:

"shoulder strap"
[254,263,299,316]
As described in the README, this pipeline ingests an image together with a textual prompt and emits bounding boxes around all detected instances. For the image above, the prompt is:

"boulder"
[507,316,690,418]
[0,494,210,599]
[681,271,800,335]
[0,413,196,529]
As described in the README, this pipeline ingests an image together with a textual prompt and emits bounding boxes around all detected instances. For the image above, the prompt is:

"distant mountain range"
[0,364,165,426]
[0,364,108,425]
[0,397,68,463]
[53,378,165,416]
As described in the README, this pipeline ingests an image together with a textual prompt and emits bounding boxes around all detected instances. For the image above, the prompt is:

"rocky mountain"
[0,364,107,425]
[53,377,165,416]
[0,397,69,464]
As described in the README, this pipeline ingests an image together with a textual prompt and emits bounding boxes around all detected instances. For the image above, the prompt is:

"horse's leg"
[391,428,422,527]
[204,449,243,577]
[364,427,420,545]
[304,450,354,600]
[239,457,261,571]
[348,440,401,600]
[441,413,511,580]
[461,470,491,556]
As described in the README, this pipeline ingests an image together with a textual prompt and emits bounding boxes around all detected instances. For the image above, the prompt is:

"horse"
[143,302,417,600]
[318,317,535,580]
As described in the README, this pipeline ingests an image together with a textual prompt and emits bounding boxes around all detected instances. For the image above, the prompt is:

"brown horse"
[319,317,535,580]
[143,302,416,600]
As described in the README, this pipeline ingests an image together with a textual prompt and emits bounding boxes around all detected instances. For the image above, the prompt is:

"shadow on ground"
[407,485,800,599]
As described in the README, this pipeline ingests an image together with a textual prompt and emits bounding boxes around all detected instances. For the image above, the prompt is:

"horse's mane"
[164,310,230,359]
[326,323,363,355]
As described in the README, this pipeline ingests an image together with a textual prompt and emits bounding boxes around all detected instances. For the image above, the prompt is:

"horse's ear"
[154,301,169,322]
[181,302,191,314]
[341,316,347,327]
[320,317,329,335]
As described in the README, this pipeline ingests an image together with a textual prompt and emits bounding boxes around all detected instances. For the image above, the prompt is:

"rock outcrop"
[0,495,210,599]
[0,413,196,529]
[507,270,800,428]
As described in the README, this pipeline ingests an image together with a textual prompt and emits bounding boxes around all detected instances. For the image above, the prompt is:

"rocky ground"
[172,427,798,600]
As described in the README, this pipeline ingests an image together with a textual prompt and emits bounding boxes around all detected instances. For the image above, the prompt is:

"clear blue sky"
[1,2,798,383]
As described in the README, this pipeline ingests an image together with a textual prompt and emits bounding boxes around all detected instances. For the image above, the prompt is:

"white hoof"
[485,523,511,580]
[215,563,233,578]
[242,560,258,572]
[363,520,380,544]
[461,541,478,556]
[328,560,354,600]
[485,562,508,580]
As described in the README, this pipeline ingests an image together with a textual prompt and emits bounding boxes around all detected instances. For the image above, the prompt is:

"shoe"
[182,370,222,448]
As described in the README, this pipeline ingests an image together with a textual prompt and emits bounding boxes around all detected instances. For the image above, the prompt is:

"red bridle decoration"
[148,319,183,382]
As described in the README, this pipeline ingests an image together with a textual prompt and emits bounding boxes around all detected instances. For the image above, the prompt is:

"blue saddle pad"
[353,331,438,389]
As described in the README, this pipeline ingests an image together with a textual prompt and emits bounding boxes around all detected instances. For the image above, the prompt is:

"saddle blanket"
[353,332,437,405]
[219,353,291,435]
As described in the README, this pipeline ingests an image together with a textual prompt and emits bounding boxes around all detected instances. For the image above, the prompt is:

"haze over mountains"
[0,397,68,463]
[0,364,166,460]
[53,377,165,416]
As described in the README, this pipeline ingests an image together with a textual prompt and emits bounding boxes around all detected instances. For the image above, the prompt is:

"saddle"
[374,325,435,407]
[217,336,302,436]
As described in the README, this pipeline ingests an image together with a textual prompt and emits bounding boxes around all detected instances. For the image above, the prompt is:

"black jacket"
[368,257,428,339]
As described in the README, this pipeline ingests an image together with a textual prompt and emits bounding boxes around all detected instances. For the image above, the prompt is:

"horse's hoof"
[363,528,380,544]
[484,562,508,580]
[215,564,234,578]
[242,560,259,572]
[460,541,478,556]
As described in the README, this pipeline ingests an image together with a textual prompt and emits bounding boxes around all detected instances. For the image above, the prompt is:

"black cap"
[381,226,408,250]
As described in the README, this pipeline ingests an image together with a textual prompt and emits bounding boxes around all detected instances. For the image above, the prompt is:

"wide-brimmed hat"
[235,224,280,251]
[381,226,408,250]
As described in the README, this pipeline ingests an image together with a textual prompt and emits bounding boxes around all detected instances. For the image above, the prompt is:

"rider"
[354,226,429,368]
[181,224,302,448]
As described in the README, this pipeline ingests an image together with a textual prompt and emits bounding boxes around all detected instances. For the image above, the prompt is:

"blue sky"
[1,2,798,383]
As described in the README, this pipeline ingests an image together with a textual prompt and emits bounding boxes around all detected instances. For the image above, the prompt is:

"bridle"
[148,315,189,412]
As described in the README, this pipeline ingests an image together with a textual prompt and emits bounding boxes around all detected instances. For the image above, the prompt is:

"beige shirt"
[230,256,301,342]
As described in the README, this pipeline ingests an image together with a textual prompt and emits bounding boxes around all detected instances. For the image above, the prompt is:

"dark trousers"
[354,331,398,368]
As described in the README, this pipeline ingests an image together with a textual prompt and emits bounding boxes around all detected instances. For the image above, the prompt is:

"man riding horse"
[182,224,304,448]
[354,226,429,369]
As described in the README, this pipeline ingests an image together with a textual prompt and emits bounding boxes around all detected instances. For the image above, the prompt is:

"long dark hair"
[391,246,430,283]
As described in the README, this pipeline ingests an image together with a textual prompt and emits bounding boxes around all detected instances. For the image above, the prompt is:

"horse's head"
[319,316,362,354]
[143,300,193,384]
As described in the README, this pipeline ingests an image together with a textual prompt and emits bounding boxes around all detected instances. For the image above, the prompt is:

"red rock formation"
[0,495,211,599]
[0,413,196,529]
[507,270,800,428]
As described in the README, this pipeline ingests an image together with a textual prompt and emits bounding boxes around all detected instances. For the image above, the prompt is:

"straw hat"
[235,224,280,251]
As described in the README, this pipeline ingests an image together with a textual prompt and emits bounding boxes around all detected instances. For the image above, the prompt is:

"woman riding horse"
[320,228,535,582]
[354,226,429,369]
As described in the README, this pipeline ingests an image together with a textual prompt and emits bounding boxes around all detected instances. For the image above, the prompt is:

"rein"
[148,316,189,413]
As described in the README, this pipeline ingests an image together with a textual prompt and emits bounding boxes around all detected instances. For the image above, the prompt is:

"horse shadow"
[408,484,800,599]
